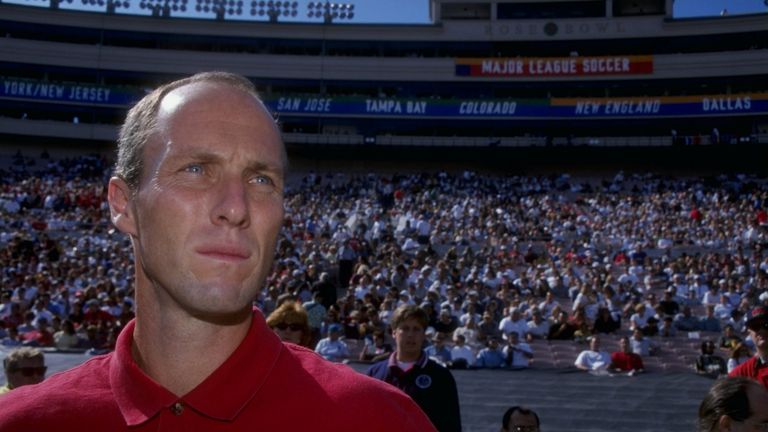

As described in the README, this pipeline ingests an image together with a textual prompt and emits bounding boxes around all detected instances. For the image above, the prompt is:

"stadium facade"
[0,0,766,168]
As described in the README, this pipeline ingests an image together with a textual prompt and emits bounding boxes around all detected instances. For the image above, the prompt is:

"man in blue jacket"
[367,305,462,432]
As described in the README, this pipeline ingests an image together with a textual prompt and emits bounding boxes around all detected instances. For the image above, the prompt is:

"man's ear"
[108,176,137,237]
[718,414,732,432]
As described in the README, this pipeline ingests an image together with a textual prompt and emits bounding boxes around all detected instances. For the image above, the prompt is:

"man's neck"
[132,294,252,396]
[397,350,421,363]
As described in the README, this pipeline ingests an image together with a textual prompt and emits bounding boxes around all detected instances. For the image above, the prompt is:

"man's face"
[505,411,539,432]
[620,338,630,353]
[393,317,425,360]
[747,319,767,355]
[590,337,600,352]
[730,384,768,432]
[109,82,285,322]
[6,356,46,389]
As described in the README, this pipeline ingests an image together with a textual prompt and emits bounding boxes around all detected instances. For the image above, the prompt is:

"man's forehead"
[159,82,265,118]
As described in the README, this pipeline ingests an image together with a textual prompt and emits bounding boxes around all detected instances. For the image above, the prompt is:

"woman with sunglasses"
[266,301,312,348]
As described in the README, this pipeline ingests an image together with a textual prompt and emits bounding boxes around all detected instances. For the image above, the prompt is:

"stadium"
[0,0,767,430]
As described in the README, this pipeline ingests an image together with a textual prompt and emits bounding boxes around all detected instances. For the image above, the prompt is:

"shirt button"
[171,402,184,416]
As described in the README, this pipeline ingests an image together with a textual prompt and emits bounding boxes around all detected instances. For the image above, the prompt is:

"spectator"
[450,334,475,369]
[499,307,527,342]
[727,343,752,374]
[698,377,768,432]
[453,316,480,348]
[314,324,349,362]
[475,337,506,369]
[674,305,700,332]
[695,341,727,378]
[266,301,312,348]
[477,311,502,344]
[699,305,722,333]
[500,406,540,432]
[359,330,393,363]
[574,336,611,373]
[301,291,326,346]
[729,306,768,389]
[717,324,742,353]
[629,303,657,336]
[630,328,654,357]
[658,316,677,337]
[424,332,452,365]
[1,327,23,347]
[503,331,533,370]
[21,317,53,347]
[547,309,575,341]
[366,305,462,432]
[525,309,550,342]
[0,347,46,394]
[434,308,459,335]
[592,307,620,335]
[610,336,644,376]
[53,319,80,350]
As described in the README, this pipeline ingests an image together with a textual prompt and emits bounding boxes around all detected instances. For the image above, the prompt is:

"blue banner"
[0,77,139,106]
[2,77,766,119]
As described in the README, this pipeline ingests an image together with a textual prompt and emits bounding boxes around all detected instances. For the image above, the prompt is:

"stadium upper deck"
[0,0,766,146]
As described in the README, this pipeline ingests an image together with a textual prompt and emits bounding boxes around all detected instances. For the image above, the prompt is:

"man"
[574,336,611,373]
[675,305,701,332]
[0,73,434,431]
[525,309,550,342]
[424,332,452,365]
[500,406,540,432]
[475,337,505,369]
[610,336,644,376]
[314,323,349,362]
[499,307,528,342]
[0,347,46,394]
[367,304,462,432]
[302,290,326,346]
[698,377,768,432]
[695,341,727,378]
[503,331,534,370]
[729,306,768,389]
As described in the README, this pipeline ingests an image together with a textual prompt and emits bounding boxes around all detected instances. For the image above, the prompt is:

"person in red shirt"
[0,72,435,431]
[729,306,768,390]
[81,299,116,327]
[610,335,645,376]
[20,318,54,347]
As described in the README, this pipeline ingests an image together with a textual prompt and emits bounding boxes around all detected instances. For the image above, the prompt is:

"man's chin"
[189,306,253,326]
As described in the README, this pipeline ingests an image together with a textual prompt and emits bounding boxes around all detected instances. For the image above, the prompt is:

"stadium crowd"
[1,151,767,374]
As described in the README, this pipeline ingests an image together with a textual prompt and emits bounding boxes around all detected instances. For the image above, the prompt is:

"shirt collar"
[387,350,428,370]
[110,309,283,426]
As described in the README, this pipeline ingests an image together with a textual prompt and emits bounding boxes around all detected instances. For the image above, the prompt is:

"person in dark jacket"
[367,304,462,432]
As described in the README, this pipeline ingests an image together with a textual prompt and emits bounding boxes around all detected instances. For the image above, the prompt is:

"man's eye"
[184,164,203,174]
[250,175,274,186]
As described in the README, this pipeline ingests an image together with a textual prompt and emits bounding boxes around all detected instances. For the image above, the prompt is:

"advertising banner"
[455,55,654,77]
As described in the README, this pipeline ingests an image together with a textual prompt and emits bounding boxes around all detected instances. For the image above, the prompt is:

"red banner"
[456,55,653,77]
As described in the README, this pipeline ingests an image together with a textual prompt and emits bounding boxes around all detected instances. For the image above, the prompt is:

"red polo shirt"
[729,355,768,390]
[610,351,644,371]
[0,311,435,431]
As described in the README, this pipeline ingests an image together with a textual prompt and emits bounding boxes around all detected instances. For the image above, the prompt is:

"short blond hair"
[3,347,44,372]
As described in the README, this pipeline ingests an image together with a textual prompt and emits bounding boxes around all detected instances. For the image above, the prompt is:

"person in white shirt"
[499,307,528,342]
[450,334,474,368]
[525,310,550,342]
[314,324,350,362]
[713,295,733,321]
[574,336,611,373]
[503,331,533,369]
